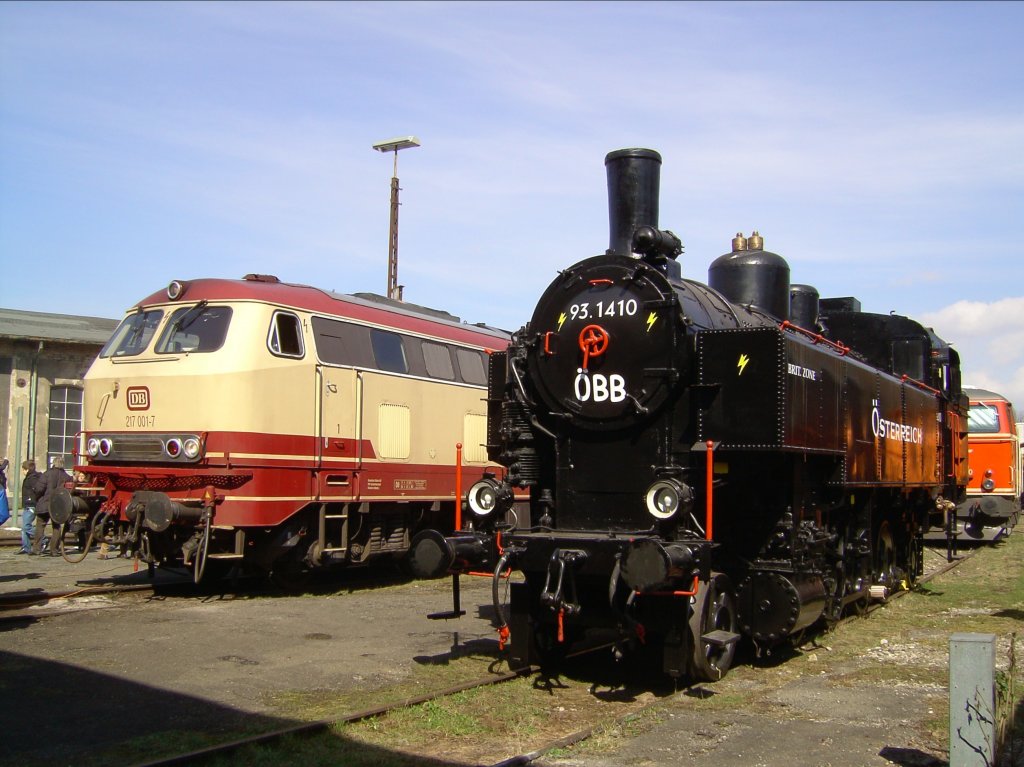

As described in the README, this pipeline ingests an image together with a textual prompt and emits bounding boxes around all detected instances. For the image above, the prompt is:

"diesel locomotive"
[409,148,969,681]
[51,277,510,584]
[953,387,1021,540]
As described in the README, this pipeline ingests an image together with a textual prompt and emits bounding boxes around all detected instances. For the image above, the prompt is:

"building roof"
[0,307,119,346]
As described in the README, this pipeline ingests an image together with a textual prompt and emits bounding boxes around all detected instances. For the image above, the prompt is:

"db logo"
[126,386,150,411]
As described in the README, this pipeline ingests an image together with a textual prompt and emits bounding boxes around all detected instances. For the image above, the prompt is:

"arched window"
[47,385,83,467]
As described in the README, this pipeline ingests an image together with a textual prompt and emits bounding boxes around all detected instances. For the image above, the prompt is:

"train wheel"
[874,521,896,589]
[689,573,737,682]
[902,536,921,587]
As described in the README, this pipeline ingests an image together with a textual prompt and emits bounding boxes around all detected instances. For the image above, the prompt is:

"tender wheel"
[689,573,737,682]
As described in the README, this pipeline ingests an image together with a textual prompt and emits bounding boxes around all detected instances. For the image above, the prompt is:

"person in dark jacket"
[17,460,42,554]
[31,456,72,556]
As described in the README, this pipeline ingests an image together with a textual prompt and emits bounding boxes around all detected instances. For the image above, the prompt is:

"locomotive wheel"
[689,573,737,682]
[874,521,896,588]
[902,536,921,587]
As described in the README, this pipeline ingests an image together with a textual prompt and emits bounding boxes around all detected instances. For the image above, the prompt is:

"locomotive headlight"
[467,477,512,517]
[165,438,182,458]
[98,438,112,456]
[87,437,101,457]
[644,479,694,520]
[981,468,995,492]
[183,437,201,459]
[167,280,187,300]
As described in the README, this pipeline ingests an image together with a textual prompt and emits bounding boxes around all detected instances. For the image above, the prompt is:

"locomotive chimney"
[605,148,662,257]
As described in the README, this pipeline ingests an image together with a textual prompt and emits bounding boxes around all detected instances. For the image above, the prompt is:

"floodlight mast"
[372,136,421,301]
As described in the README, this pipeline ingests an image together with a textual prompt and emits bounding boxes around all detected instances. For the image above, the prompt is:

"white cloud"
[921,298,1024,408]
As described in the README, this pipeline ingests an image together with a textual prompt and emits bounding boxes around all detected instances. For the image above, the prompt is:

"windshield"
[155,304,232,354]
[967,403,1001,434]
[99,310,165,358]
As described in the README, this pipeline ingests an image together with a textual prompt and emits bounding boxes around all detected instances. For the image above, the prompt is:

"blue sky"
[2,1,1022,406]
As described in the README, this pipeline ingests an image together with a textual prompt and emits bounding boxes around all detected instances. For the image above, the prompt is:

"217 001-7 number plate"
[125,414,156,428]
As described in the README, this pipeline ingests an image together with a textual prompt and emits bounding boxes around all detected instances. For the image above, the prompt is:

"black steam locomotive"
[409,149,968,681]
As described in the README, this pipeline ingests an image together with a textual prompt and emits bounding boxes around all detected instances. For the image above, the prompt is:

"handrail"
[779,320,850,356]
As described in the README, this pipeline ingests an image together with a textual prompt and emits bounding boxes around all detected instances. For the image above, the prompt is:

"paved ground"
[0,527,500,766]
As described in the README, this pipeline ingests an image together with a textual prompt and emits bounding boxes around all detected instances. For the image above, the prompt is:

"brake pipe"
[491,548,516,646]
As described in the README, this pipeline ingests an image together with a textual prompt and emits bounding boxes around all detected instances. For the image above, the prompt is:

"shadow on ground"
[0,651,479,767]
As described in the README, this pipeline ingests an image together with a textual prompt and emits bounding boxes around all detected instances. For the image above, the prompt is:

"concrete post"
[949,632,996,767]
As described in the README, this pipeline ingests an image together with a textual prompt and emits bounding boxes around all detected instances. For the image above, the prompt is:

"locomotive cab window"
[101,309,164,358]
[889,338,926,381]
[268,311,304,358]
[967,404,1001,433]
[156,304,233,354]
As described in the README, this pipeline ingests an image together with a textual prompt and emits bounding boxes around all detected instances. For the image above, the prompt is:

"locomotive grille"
[110,473,251,492]
[369,521,409,552]
[111,436,166,460]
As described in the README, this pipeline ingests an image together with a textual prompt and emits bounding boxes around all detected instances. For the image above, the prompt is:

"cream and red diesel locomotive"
[409,148,969,681]
[53,276,510,582]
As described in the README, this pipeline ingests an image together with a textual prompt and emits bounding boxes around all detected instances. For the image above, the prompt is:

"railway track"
[115,544,976,767]
[0,578,203,622]
[129,663,544,767]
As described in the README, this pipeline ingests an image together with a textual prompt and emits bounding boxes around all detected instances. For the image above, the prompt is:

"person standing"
[0,458,9,528]
[17,460,42,554]
[31,456,72,556]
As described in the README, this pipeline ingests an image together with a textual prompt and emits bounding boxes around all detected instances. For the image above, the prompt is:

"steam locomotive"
[409,148,968,681]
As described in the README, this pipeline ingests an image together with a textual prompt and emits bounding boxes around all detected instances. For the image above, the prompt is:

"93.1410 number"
[568,298,638,321]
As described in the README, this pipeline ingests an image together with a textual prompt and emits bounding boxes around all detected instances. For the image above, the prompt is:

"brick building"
[1,307,118,527]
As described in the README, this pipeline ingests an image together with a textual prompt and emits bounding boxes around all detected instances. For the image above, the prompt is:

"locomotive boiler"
[409,148,968,681]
